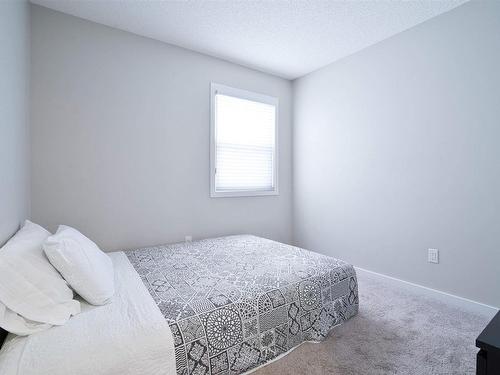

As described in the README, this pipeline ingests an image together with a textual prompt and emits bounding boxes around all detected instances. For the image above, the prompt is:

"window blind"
[214,93,276,192]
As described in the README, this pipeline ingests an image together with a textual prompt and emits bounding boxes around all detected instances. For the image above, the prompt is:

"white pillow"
[0,303,51,336]
[0,220,81,335]
[43,225,115,305]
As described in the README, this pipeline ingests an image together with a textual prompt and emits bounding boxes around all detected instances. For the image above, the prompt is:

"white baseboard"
[355,266,499,319]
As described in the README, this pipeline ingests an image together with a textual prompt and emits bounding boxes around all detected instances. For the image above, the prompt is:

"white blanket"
[0,252,176,375]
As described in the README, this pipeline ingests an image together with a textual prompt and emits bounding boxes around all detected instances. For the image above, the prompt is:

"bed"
[0,235,358,375]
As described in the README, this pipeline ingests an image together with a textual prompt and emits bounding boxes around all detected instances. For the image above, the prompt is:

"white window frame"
[210,82,279,198]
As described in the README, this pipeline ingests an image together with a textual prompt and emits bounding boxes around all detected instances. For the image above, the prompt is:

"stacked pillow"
[0,221,80,335]
[0,221,115,336]
[44,225,115,306]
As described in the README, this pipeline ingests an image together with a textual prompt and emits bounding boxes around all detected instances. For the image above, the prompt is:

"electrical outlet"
[185,235,192,243]
[428,248,439,264]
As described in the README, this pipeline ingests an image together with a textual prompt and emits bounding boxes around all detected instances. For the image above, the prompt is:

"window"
[210,83,278,197]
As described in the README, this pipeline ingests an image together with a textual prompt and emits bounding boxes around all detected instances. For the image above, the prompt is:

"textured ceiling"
[31,0,468,79]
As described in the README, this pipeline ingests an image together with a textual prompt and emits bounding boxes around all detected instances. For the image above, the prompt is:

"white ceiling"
[31,0,468,79]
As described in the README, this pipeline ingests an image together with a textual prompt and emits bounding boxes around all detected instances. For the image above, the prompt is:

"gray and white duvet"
[125,235,358,375]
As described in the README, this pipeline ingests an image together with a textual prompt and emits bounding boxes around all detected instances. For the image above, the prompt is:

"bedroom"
[0,0,499,374]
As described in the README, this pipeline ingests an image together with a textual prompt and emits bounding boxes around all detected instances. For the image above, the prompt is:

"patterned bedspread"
[125,235,358,375]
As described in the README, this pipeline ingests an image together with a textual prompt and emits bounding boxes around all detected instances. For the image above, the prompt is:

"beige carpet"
[253,270,492,375]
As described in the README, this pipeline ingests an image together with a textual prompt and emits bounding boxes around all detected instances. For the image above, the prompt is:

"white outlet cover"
[428,248,439,264]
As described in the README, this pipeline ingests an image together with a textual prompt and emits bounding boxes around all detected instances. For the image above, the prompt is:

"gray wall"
[293,0,500,307]
[0,1,31,246]
[30,5,293,251]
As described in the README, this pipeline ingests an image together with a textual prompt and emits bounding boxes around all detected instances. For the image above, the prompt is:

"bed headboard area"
[0,228,17,350]
[0,328,7,348]
[0,228,19,350]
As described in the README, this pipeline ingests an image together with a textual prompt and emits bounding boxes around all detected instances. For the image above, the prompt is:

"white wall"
[30,5,293,251]
[293,0,500,307]
[0,1,31,245]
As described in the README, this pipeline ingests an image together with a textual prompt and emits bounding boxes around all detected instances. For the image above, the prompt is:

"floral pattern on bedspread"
[125,235,358,375]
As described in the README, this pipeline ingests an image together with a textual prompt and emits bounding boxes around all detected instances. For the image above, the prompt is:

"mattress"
[125,235,358,375]
[0,235,358,375]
